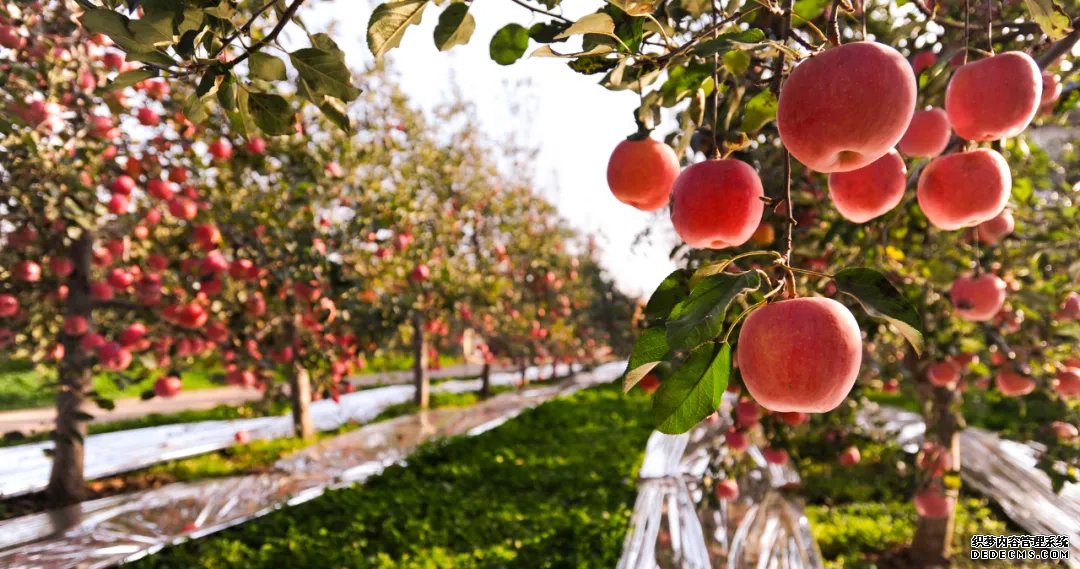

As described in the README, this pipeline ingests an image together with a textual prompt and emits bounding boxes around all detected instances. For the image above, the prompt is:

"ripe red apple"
[246,294,267,317]
[724,427,749,451]
[79,332,106,352]
[14,260,41,282]
[177,303,208,329]
[234,431,251,444]
[749,223,775,247]
[917,149,1010,230]
[827,149,907,223]
[226,368,258,387]
[606,137,679,211]
[996,370,1035,397]
[715,479,739,500]
[201,251,229,274]
[245,137,267,154]
[208,138,233,160]
[914,487,953,518]
[669,159,764,249]
[734,399,761,428]
[110,175,136,196]
[838,446,861,467]
[0,25,26,50]
[778,41,916,172]
[763,447,789,465]
[154,375,182,398]
[193,224,221,250]
[945,51,1041,141]
[927,361,960,388]
[911,51,937,75]
[63,315,89,336]
[98,341,132,371]
[136,107,159,126]
[0,295,18,317]
[1040,73,1062,110]
[49,257,73,278]
[118,322,147,347]
[168,198,198,220]
[168,166,189,183]
[1052,368,1080,398]
[146,178,174,201]
[410,264,431,282]
[637,371,660,393]
[950,273,1006,321]
[737,297,862,413]
[897,108,952,158]
[1050,421,1078,442]
[89,281,113,301]
[975,209,1014,244]
[777,411,809,426]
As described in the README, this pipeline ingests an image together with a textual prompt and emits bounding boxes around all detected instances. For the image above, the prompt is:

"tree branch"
[225,0,307,70]
[1037,20,1080,69]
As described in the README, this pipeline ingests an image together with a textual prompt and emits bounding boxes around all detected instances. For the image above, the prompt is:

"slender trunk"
[289,363,314,439]
[413,314,429,408]
[479,362,491,398]
[46,232,93,507]
[911,371,962,564]
[285,317,314,439]
[519,356,528,387]
[551,361,557,380]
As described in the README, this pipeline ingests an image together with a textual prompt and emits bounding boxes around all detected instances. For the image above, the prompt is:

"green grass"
[131,384,653,568]
[365,352,464,374]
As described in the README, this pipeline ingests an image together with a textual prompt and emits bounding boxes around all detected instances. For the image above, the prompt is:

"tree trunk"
[413,314,429,408]
[46,232,94,507]
[551,361,558,380]
[479,362,491,398]
[519,357,528,386]
[289,363,315,440]
[911,378,962,565]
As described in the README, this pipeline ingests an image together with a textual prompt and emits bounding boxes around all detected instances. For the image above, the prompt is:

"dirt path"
[0,362,519,435]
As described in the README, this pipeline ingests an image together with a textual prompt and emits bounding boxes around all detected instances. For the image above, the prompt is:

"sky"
[302,0,680,298]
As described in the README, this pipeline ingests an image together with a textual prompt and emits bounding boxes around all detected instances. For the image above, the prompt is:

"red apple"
[154,375,182,398]
[1052,368,1080,398]
[715,479,739,500]
[778,41,916,172]
[927,361,960,388]
[914,487,953,518]
[737,297,862,413]
[724,427,749,451]
[62,315,89,336]
[763,447,789,465]
[917,149,1010,230]
[945,51,1041,141]
[996,370,1035,397]
[637,371,660,393]
[1050,421,1078,442]
[208,138,233,160]
[897,107,951,158]
[606,137,679,211]
[0,295,18,317]
[975,209,1014,244]
[827,149,907,222]
[950,273,1006,321]
[14,260,41,282]
[911,51,937,75]
[669,159,764,249]
[838,446,861,467]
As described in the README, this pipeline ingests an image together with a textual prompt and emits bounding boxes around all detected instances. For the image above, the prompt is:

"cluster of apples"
[606,40,1058,417]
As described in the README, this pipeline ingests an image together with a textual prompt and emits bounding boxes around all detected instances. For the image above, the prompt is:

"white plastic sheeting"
[0,363,578,499]
[0,362,624,569]
[860,404,1080,566]
[618,395,824,569]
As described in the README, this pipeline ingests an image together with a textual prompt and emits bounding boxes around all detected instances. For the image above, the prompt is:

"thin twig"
[508,0,573,24]
[225,0,307,70]
[653,8,759,66]
[212,0,280,60]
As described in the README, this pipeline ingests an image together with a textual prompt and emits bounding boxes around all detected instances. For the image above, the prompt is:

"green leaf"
[833,267,925,356]
[126,49,177,68]
[317,98,352,132]
[554,13,615,40]
[129,9,174,46]
[691,29,765,56]
[1022,0,1072,40]
[739,89,777,133]
[608,0,661,16]
[644,269,691,321]
[490,24,530,65]
[793,0,830,22]
[723,49,750,75]
[248,92,294,135]
[666,271,761,350]
[106,69,155,92]
[226,88,256,138]
[290,47,361,102]
[653,343,730,434]
[434,3,476,51]
[529,21,570,43]
[367,0,429,58]
[79,9,139,52]
[249,52,287,82]
[622,327,669,392]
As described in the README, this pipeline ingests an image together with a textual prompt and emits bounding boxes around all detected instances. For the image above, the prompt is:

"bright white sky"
[302,0,679,298]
